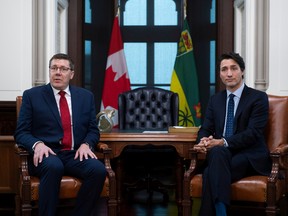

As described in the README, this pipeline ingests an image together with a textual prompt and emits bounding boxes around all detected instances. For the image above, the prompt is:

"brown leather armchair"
[118,87,179,201]
[14,96,117,216]
[182,95,288,216]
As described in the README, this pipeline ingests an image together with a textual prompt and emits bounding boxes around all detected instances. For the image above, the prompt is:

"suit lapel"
[234,85,250,131]
[42,84,62,127]
[218,91,227,133]
[70,86,80,128]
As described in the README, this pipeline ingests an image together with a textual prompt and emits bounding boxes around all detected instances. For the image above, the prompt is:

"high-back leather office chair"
[14,96,117,216]
[118,87,179,201]
[182,95,288,216]
[118,87,179,130]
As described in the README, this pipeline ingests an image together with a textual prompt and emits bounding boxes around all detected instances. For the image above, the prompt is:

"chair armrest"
[96,142,116,200]
[96,142,109,151]
[183,149,203,199]
[14,144,32,206]
[95,142,108,159]
[184,149,198,177]
[14,144,31,179]
[270,143,288,169]
[268,143,288,183]
[15,144,29,156]
[271,143,288,155]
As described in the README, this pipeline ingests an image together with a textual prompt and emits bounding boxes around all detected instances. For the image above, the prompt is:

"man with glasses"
[14,53,106,216]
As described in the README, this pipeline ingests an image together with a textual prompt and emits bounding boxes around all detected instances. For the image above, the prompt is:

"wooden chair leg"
[107,199,118,216]
[182,199,192,216]
[107,178,118,216]
[14,194,21,216]
[22,207,32,216]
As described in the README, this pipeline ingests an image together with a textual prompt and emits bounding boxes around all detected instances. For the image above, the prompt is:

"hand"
[193,136,224,153]
[193,143,207,153]
[193,136,212,153]
[74,143,97,161]
[33,142,56,167]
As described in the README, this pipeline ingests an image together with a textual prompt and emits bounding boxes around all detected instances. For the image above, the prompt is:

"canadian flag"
[101,16,131,127]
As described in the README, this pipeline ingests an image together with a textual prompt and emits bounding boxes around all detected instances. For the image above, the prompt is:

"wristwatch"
[83,142,92,150]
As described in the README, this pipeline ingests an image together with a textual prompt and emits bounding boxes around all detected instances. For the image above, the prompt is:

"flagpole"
[117,0,120,17]
[184,0,187,18]
[117,4,120,17]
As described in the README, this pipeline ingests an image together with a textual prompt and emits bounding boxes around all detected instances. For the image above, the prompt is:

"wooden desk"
[100,130,197,213]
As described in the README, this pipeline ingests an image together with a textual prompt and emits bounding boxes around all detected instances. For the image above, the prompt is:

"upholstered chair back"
[118,87,179,130]
[265,95,288,151]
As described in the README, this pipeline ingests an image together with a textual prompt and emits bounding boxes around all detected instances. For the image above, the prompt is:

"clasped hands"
[33,142,97,167]
[193,135,224,153]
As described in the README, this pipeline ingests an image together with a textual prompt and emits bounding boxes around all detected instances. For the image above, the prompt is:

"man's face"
[220,59,244,92]
[49,59,74,90]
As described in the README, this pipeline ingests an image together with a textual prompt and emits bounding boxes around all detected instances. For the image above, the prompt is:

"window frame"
[67,0,234,113]
[119,0,184,89]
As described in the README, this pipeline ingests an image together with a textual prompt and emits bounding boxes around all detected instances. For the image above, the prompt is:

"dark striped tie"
[225,94,235,137]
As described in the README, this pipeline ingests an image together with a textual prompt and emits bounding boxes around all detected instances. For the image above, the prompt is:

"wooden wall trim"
[68,0,83,87]
[216,0,234,92]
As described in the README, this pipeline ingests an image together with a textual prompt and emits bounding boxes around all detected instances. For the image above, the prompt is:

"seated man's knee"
[41,155,64,175]
[90,160,106,180]
[208,146,231,161]
[210,146,228,154]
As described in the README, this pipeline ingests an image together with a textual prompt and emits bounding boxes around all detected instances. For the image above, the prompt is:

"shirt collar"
[51,85,71,97]
[226,82,244,99]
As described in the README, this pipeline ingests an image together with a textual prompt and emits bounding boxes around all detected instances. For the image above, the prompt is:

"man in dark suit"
[14,53,106,216]
[193,52,271,216]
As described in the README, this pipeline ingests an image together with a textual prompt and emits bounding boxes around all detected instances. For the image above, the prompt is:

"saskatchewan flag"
[170,18,201,127]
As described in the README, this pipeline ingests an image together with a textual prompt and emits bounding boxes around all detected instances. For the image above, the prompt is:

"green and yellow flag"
[170,18,201,126]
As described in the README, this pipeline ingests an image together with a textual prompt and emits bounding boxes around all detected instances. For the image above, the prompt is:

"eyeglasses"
[49,66,71,73]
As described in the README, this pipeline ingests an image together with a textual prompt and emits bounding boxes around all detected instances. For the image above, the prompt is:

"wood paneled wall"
[0,102,16,136]
[0,136,17,194]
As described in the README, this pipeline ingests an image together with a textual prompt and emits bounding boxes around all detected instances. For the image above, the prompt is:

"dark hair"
[217,52,245,72]
[49,53,75,71]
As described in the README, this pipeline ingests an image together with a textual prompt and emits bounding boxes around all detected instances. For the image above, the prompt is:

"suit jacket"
[197,85,271,175]
[14,84,99,154]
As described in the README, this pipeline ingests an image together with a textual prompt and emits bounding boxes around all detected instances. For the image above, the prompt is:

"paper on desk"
[142,131,168,133]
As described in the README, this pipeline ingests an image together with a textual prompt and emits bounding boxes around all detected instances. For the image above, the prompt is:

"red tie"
[59,91,72,150]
